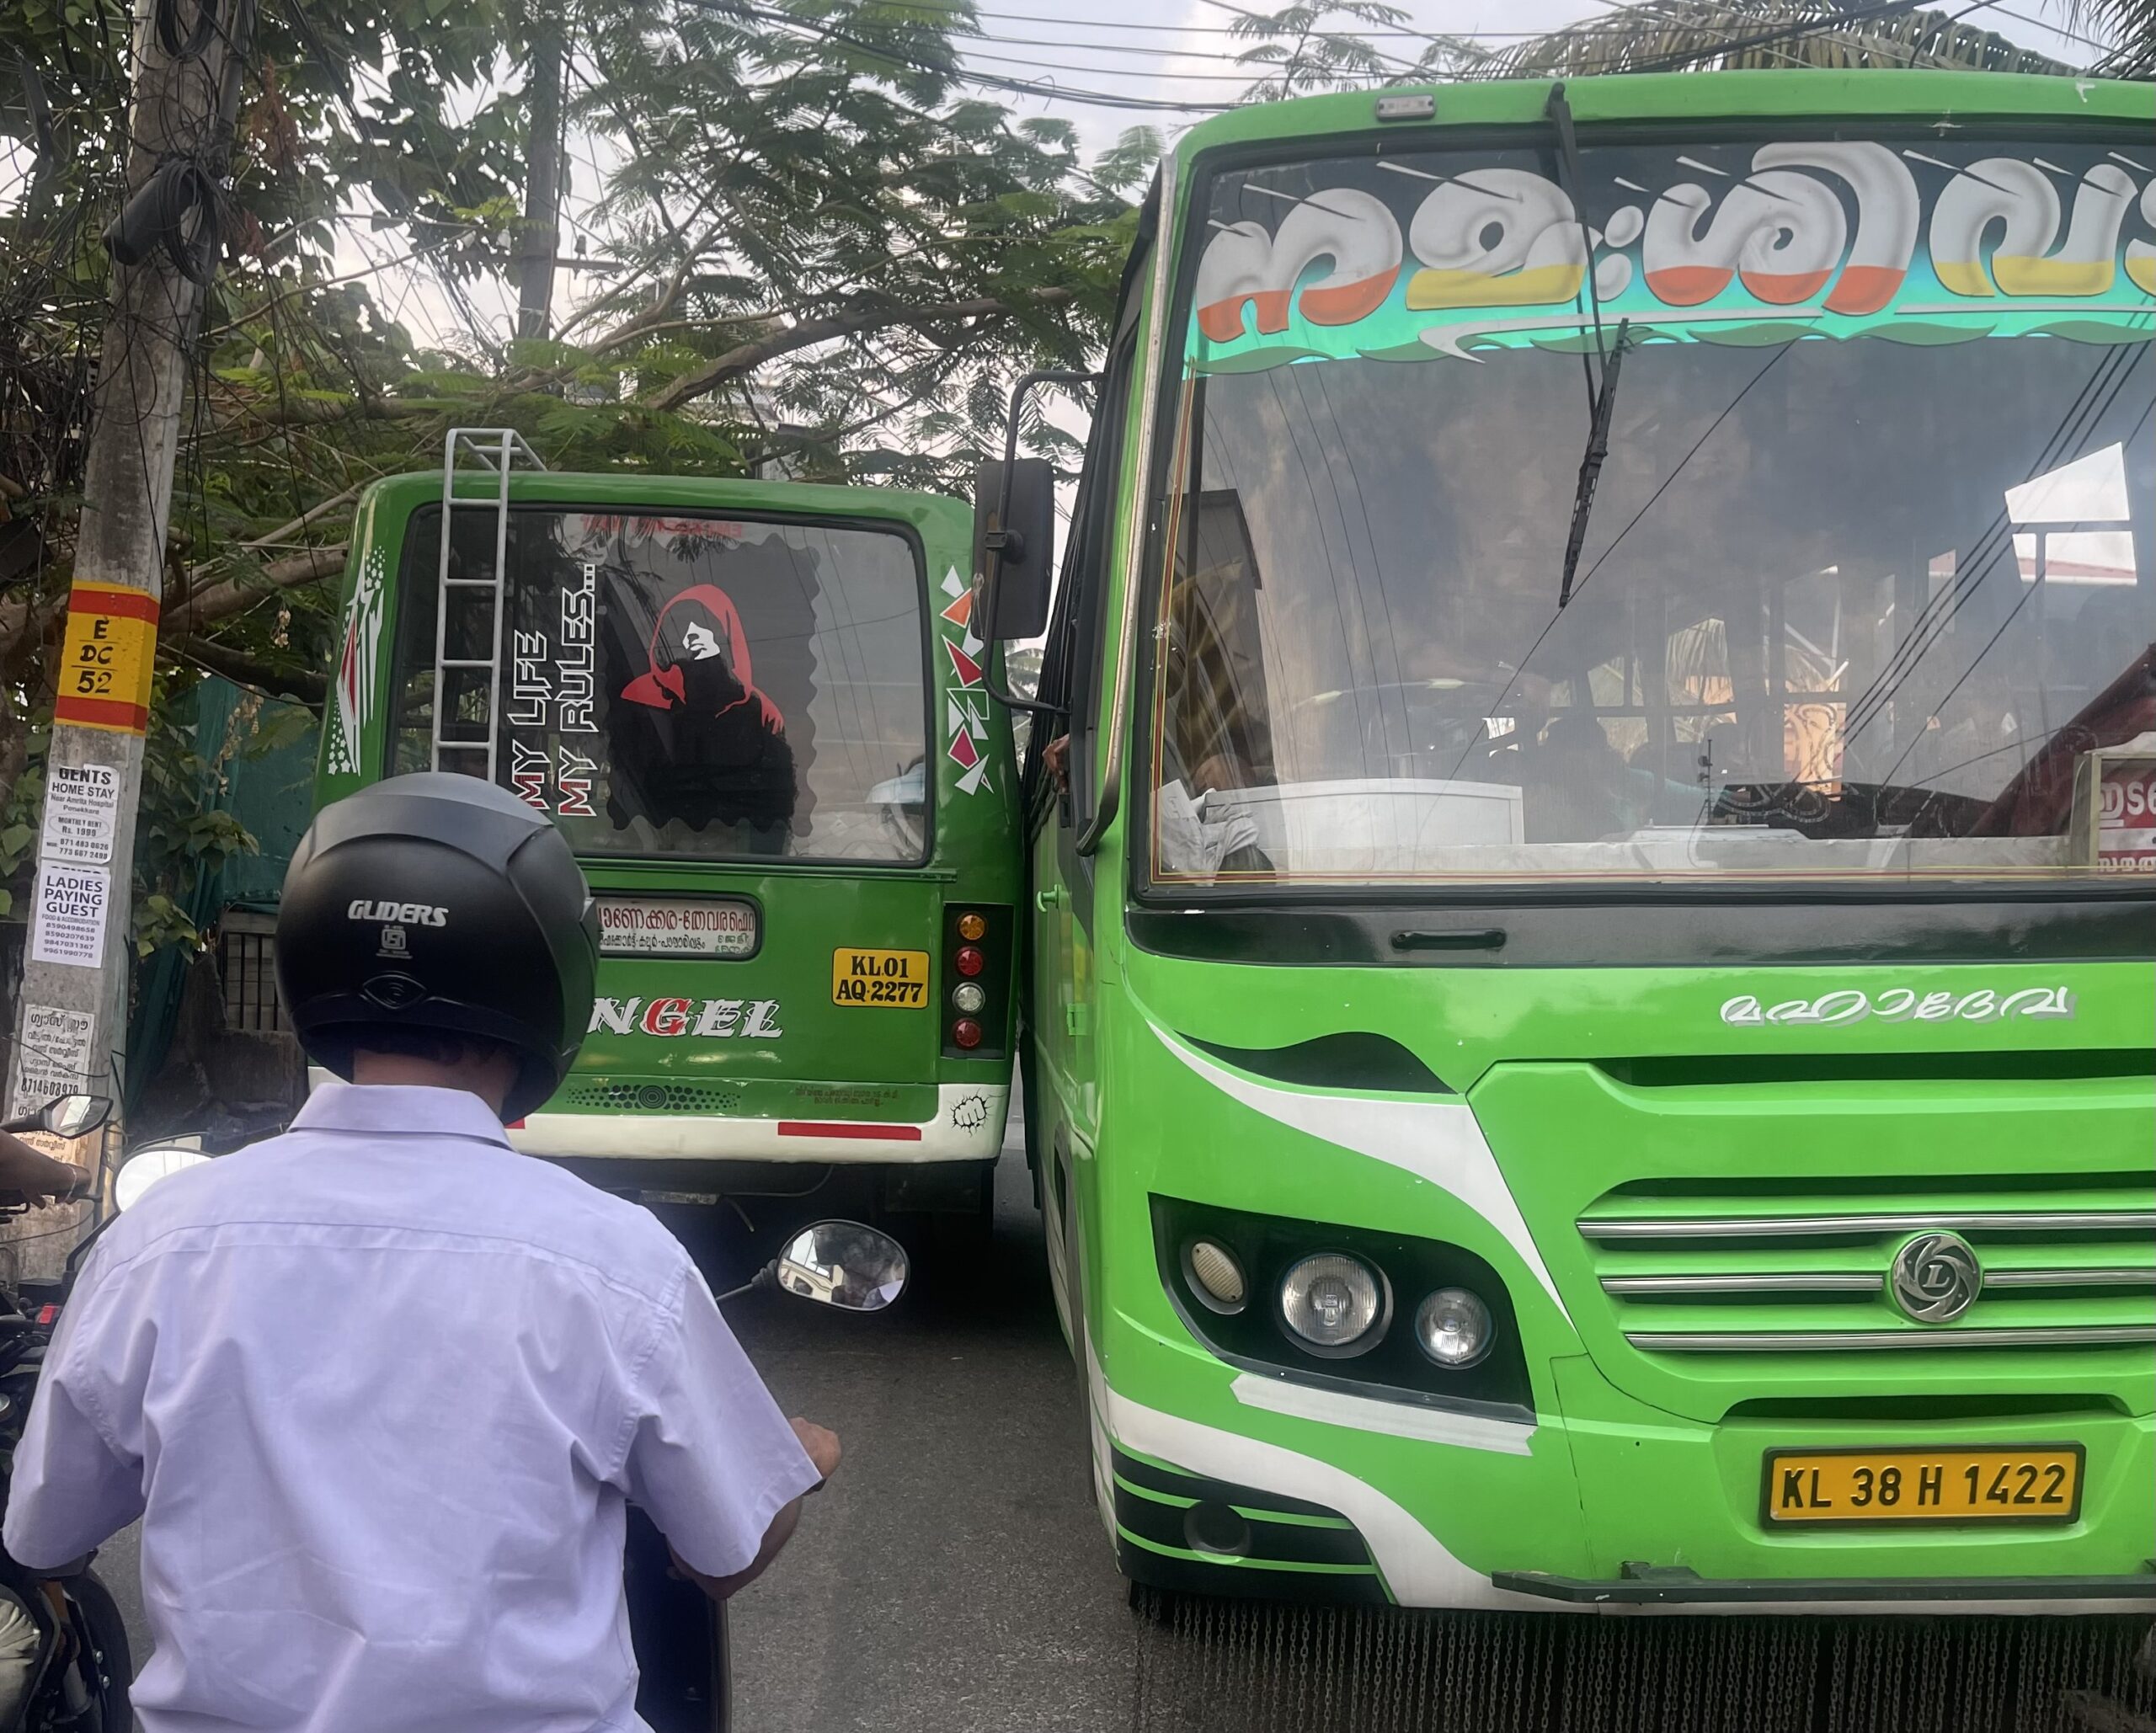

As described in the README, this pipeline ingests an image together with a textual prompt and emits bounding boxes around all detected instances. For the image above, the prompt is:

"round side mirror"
[115,1146,213,1213]
[38,1095,111,1139]
[774,1219,909,1313]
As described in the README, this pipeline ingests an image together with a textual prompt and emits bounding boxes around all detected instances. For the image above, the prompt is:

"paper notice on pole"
[40,762,120,866]
[30,863,110,968]
[8,1001,98,1122]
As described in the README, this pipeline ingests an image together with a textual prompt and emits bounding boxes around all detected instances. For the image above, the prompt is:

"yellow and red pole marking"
[52,583,159,735]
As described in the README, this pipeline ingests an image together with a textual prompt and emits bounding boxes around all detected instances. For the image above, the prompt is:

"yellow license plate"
[1764,1447,2083,1526]
[831,947,930,1008]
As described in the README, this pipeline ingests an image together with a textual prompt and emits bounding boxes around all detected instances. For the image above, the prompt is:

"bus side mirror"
[973,458,1055,643]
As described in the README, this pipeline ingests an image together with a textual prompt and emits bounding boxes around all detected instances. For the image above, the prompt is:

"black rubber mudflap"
[1123,1601,2156,1733]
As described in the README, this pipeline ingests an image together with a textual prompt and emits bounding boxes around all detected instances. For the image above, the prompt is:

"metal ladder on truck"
[430,427,547,778]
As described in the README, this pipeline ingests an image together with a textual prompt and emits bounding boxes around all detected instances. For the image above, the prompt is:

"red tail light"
[942,906,1010,1058]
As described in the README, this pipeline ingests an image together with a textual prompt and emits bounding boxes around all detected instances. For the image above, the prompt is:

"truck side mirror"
[973,458,1055,643]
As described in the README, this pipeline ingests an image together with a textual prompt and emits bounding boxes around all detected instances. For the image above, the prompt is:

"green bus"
[313,435,1021,1208]
[985,73,2156,1613]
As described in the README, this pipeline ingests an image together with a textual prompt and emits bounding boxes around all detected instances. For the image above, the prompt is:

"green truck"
[985,71,2156,1613]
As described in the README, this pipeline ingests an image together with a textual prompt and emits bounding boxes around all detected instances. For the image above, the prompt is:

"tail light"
[942,903,1011,1058]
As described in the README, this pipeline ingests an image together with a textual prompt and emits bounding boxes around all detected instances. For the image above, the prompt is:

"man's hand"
[0,1132,88,1208]
[791,1416,840,1485]
[1041,733,1070,794]
[671,1417,841,1603]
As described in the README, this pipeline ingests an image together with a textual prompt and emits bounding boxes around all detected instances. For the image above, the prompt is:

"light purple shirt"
[3,1082,819,1732]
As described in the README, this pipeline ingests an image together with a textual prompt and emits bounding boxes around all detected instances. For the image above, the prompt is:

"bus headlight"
[1414,1287,1493,1368]
[1278,1254,1384,1353]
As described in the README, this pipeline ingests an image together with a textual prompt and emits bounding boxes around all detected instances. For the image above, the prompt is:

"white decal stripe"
[1230,1374,1536,1456]
[1151,1026,1570,1323]
[1086,1339,1524,1610]
[1101,1346,2142,1616]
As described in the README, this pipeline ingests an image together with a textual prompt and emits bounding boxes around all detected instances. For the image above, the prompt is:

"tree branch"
[163,545,350,635]
[646,287,1075,413]
[220,395,431,428]
[241,482,365,551]
[180,637,328,707]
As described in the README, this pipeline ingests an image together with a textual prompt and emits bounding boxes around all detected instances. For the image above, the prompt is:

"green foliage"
[133,678,264,957]
[1217,2,1495,97]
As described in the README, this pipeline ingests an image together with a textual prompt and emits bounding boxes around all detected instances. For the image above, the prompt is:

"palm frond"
[2043,0,2156,75]
[1482,1,2076,79]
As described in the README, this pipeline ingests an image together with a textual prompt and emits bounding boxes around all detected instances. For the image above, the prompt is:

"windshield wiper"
[1544,81,1625,611]
[1558,317,1630,610]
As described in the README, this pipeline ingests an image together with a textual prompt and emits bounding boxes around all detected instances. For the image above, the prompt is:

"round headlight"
[951,981,987,1015]
[1183,1238,1246,1314]
[1278,1253,1385,1353]
[1414,1287,1493,1368]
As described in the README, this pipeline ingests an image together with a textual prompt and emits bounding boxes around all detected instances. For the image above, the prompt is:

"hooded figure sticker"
[472,510,921,861]
[609,581,799,839]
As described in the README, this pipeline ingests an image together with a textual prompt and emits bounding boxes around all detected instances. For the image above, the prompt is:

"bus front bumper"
[1096,1323,2156,1616]
[1492,1566,2156,1608]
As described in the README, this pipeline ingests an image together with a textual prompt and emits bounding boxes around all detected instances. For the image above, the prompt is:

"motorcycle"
[626,1218,908,1733]
[0,1092,132,1732]
[109,1139,907,1733]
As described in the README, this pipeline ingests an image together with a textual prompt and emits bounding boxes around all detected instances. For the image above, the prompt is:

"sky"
[340,0,2106,355]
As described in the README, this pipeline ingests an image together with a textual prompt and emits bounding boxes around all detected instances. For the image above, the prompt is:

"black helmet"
[276,773,598,1120]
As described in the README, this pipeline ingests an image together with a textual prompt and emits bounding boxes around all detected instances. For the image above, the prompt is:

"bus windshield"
[393,508,929,864]
[1151,136,2155,888]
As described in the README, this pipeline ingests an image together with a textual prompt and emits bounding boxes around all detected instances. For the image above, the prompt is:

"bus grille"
[563,1080,744,1114]
[1577,1176,2156,1353]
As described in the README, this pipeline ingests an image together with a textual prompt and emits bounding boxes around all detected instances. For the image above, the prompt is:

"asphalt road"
[718,1144,1142,1733]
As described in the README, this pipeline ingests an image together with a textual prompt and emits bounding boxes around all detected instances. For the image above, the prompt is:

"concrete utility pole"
[4,0,255,1227]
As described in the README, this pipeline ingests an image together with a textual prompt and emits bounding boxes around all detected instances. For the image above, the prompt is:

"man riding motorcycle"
[3,772,840,1731]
